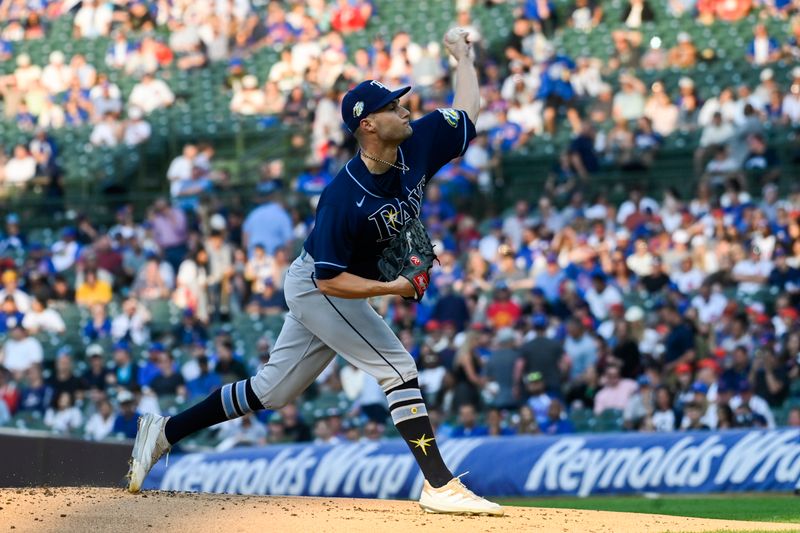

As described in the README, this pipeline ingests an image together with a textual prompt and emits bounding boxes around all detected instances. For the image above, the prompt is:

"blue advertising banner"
[144,429,800,498]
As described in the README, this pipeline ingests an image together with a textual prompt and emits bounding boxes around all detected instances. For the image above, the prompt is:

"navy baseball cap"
[341,80,410,133]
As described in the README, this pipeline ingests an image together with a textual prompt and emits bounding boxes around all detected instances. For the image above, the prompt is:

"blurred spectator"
[698,0,752,24]
[313,417,342,445]
[539,399,575,434]
[279,403,311,443]
[667,32,698,68]
[742,133,780,184]
[110,343,139,390]
[485,328,520,409]
[186,355,221,402]
[128,73,175,114]
[0,296,25,334]
[683,401,711,430]
[593,365,638,415]
[44,391,83,434]
[564,317,597,383]
[486,408,516,436]
[84,398,115,440]
[123,107,151,146]
[90,112,122,147]
[4,144,36,186]
[149,198,188,271]
[81,346,111,392]
[660,305,696,371]
[74,0,113,39]
[175,248,210,323]
[230,75,266,115]
[517,314,565,396]
[568,0,603,32]
[621,0,655,28]
[730,379,776,428]
[747,24,781,65]
[111,389,140,439]
[213,336,249,383]
[76,270,113,307]
[242,182,293,256]
[524,371,553,424]
[111,297,150,346]
[1,324,44,380]
[17,365,52,414]
[132,255,173,301]
[623,375,655,429]
[651,385,678,431]
[0,366,20,414]
[48,352,83,405]
[148,351,187,399]
[451,403,489,437]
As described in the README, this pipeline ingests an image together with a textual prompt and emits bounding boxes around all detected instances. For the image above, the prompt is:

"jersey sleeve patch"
[437,108,460,128]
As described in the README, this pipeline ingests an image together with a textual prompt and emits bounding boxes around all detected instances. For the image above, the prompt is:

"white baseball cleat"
[126,413,171,493]
[419,474,504,516]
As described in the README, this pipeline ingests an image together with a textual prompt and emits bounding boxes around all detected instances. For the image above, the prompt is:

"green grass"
[500,494,800,524]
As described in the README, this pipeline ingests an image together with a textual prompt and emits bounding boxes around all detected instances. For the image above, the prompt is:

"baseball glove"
[377,218,437,302]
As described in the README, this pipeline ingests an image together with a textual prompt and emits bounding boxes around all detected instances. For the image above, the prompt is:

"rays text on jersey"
[367,178,425,242]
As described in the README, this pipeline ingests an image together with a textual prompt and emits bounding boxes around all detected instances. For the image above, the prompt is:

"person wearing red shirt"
[487,283,521,329]
[332,0,368,34]
[697,0,751,24]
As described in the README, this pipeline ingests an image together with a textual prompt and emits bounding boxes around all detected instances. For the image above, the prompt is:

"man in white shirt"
[4,144,37,185]
[41,51,74,95]
[51,228,80,272]
[21,297,66,333]
[671,256,705,295]
[128,74,175,114]
[167,144,198,198]
[123,107,151,146]
[732,245,772,295]
[691,284,727,324]
[74,0,113,39]
[0,324,44,380]
[90,112,122,147]
[585,273,623,321]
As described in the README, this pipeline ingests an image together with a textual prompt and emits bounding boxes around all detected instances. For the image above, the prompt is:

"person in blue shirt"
[138,342,166,388]
[538,399,576,435]
[186,355,222,403]
[112,390,141,439]
[538,54,578,134]
[128,30,503,515]
[450,403,490,438]
[242,180,294,256]
[0,296,25,334]
[296,162,334,199]
[524,0,558,36]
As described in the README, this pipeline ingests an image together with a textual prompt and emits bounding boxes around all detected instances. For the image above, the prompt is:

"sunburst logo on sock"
[409,433,435,456]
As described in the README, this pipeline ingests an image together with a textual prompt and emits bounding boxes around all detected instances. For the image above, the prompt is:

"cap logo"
[369,80,388,90]
[353,101,364,117]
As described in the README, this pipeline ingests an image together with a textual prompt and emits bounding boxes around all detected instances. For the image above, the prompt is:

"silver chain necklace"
[360,150,410,173]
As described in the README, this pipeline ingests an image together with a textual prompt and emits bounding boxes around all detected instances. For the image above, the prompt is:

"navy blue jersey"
[305,108,476,280]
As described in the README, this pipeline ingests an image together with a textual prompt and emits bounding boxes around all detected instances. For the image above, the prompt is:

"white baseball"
[445,27,468,44]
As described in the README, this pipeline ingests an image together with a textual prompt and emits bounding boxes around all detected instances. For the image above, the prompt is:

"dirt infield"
[0,487,797,533]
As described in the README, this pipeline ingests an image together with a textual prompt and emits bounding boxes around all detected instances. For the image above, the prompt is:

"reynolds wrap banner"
[144,429,800,498]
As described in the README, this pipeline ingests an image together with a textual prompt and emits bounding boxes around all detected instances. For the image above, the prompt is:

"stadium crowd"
[1,0,800,448]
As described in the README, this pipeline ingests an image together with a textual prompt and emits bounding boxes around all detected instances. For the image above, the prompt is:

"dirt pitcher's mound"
[0,487,796,533]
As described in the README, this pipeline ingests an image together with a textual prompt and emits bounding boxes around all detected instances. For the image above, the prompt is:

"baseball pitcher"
[127,28,502,516]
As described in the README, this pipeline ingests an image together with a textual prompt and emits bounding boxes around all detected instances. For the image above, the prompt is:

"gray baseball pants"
[250,251,418,408]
